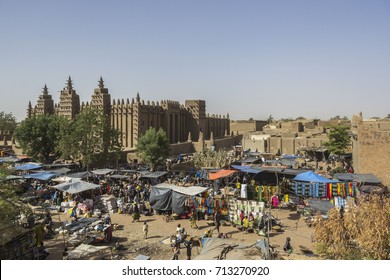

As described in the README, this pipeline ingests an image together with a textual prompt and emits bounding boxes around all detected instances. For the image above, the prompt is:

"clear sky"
[1,0,389,122]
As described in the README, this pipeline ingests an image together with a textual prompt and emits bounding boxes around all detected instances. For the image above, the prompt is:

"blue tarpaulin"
[293,171,338,183]
[15,163,42,171]
[231,165,262,174]
[24,172,57,181]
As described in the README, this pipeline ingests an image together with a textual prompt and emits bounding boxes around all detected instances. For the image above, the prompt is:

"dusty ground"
[44,207,320,260]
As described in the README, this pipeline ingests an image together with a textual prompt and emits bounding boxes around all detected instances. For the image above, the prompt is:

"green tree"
[267,115,274,124]
[59,108,122,170]
[0,165,32,245]
[331,115,341,120]
[14,115,67,163]
[280,118,294,122]
[323,125,351,156]
[193,149,234,169]
[136,127,170,171]
[0,111,17,133]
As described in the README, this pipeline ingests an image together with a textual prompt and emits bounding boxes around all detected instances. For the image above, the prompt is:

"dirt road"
[45,207,318,260]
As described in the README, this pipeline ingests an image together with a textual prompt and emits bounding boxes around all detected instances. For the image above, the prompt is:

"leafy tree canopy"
[136,127,170,171]
[14,115,68,163]
[193,149,234,169]
[58,108,122,170]
[266,114,274,124]
[323,125,351,156]
[280,118,294,122]
[0,165,32,245]
[0,111,17,133]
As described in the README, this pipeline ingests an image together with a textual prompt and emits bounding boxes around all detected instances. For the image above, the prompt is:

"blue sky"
[1,0,389,122]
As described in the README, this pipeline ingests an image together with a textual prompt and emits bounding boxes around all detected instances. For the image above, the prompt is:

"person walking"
[283,237,293,254]
[171,244,180,260]
[143,222,149,239]
[213,209,222,235]
[242,216,249,234]
[184,238,193,260]
[132,203,140,222]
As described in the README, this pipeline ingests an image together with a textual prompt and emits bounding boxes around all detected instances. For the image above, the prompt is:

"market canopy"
[231,165,305,176]
[358,185,386,195]
[15,163,42,171]
[281,155,303,159]
[293,171,338,183]
[231,165,262,174]
[4,175,24,181]
[91,168,115,175]
[194,238,253,260]
[64,244,111,260]
[239,157,263,164]
[139,171,168,178]
[154,183,209,196]
[67,171,92,178]
[208,169,237,180]
[24,172,57,181]
[0,157,22,163]
[42,167,71,175]
[333,173,381,184]
[50,178,100,194]
[150,183,209,214]
[307,198,334,215]
[109,174,132,179]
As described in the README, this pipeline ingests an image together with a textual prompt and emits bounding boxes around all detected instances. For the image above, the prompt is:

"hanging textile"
[241,184,247,199]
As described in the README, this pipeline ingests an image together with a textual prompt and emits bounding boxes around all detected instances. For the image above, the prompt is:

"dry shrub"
[314,195,390,259]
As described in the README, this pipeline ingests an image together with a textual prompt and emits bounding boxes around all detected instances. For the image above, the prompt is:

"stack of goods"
[76,199,94,214]
[84,199,93,210]
[60,200,76,213]
[99,194,118,213]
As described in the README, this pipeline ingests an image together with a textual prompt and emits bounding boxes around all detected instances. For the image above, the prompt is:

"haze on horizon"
[1,0,389,123]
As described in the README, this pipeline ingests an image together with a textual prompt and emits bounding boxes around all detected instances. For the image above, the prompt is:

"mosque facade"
[27,77,230,149]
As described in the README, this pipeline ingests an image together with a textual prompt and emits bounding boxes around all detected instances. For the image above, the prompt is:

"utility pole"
[267,195,271,251]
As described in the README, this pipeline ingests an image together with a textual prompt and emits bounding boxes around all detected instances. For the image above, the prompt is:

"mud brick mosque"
[26,77,230,150]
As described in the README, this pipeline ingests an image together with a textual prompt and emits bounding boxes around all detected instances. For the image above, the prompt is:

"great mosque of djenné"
[27,77,230,149]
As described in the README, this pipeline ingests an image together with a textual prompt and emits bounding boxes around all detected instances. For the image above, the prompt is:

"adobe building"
[230,119,268,136]
[351,112,390,186]
[242,119,332,157]
[26,77,230,150]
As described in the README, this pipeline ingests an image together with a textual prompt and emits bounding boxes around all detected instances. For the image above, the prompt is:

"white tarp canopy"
[43,167,71,175]
[50,178,100,194]
[193,238,257,260]
[153,183,209,196]
[91,168,115,175]
[67,171,92,178]
[64,244,111,260]
[52,176,73,182]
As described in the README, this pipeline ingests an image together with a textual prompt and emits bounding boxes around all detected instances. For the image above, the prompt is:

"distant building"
[241,119,333,157]
[27,77,230,149]
[230,119,268,135]
[351,112,390,186]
